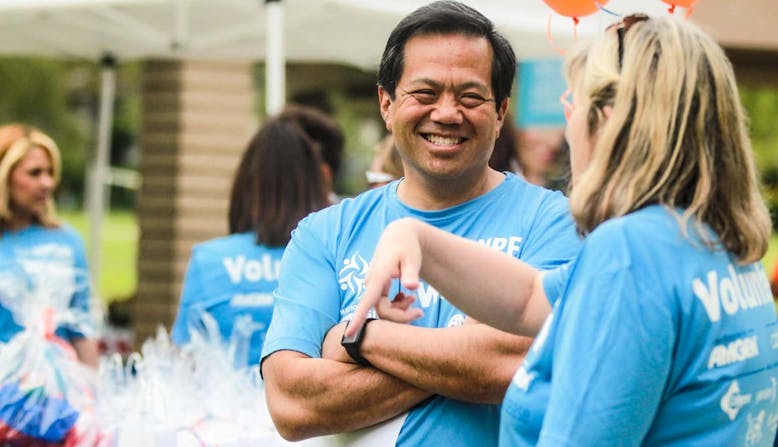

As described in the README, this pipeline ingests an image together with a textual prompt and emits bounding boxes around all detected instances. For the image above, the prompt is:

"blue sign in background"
[515,59,567,128]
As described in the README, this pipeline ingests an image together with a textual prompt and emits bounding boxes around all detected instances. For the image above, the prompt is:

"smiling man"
[260,2,580,446]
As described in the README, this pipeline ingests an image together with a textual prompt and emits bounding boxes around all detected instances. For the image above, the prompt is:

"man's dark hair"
[377,0,516,110]
[278,104,345,178]
[228,117,328,246]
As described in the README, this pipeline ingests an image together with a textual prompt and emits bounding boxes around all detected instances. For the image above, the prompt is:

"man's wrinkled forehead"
[397,32,494,84]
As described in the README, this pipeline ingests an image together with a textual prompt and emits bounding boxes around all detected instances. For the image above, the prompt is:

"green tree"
[740,86,778,230]
[0,57,90,203]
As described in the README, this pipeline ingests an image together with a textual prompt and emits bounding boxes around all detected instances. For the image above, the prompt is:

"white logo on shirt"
[770,330,778,350]
[339,251,369,296]
[745,410,765,446]
[18,249,80,303]
[766,413,778,441]
[512,366,534,391]
[340,235,524,307]
[447,314,465,327]
[223,255,279,284]
[476,236,523,257]
[230,292,274,307]
[755,377,777,404]
[708,335,759,369]
[18,243,73,260]
[721,380,752,421]
[692,264,773,323]
[413,283,441,308]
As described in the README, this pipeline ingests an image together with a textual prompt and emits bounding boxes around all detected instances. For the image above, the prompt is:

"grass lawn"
[767,234,778,312]
[764,234,778,274]
[59,209,137,303]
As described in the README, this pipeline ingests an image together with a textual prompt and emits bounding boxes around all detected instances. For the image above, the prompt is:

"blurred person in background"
[171,116,329,367]
[488,116,568,191]
[488,115,521,174]
[0,123,99,369]
[516,128,566,188]
[278,104,345,204]
[366,134,404,189]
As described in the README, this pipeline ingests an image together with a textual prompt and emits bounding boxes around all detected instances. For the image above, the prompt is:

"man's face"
[379,33,507,185]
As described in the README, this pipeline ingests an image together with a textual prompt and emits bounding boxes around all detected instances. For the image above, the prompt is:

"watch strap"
[342,318,376,366]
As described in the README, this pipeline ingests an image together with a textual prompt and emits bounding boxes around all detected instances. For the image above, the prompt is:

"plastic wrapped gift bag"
[98,317,275,447]
[0,261,103,446]
[0,258,98,341]
[0,383,78,444]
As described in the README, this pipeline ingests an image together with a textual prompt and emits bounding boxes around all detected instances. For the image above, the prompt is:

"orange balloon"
[661,0,696,7]
[543,0,609,18]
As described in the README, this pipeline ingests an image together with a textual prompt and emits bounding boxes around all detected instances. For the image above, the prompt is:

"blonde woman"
[0,124,98,368]
[349,15,778,446]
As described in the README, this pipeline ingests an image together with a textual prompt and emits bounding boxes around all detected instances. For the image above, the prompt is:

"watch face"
[342,320,361,344]
[340,320,372,367]
[342,329,359,344]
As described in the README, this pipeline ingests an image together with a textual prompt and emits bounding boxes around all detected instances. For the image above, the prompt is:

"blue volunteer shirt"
[541,262,572,305]
[171,232,284,367]
[0,224,93,342]
[502,205,778,447]
[262,173,581,447]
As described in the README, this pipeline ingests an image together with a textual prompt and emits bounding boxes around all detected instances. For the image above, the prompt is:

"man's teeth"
[424,134,463,146]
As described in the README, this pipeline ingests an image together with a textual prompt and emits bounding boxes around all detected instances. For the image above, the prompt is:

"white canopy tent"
[0,0,674,64]
[0,0,674,280]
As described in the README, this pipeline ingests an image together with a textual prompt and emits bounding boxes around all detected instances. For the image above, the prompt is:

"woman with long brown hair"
[171,115,329,367]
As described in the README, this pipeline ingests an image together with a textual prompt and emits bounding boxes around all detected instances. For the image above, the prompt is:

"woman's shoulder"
[20,222,84,245]
[590,206,678,241]
[501,172,570,213]
[583,205,704,272]
[192,232,275,257]
[299,186,391,229]
[52,223,87,249]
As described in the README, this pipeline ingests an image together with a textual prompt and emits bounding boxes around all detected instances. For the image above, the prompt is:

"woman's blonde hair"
[568,16,771,263]
[0,123,62,229]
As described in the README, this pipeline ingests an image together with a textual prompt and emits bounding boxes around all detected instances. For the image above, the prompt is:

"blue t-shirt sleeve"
[538,228,674,446]
[520,193,580,270]
[541,262,572,305]
[171,249,206,345]
[260,214,342,363]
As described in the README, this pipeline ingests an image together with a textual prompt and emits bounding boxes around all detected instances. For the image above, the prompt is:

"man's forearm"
[360,320,529,404]
[262,350,431,441]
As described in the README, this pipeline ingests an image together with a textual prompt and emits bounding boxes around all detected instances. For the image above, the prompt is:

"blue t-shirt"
[502,205,778,447]
[0,224,93,342]
[542,262,572,305]
[261,173,581,447]
[171,232,284,367]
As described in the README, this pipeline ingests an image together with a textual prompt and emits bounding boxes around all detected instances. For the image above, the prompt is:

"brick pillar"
[133,59,256,344]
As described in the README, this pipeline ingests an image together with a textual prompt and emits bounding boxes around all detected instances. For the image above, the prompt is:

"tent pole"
[86,53,116,293]
[265,0,285,115]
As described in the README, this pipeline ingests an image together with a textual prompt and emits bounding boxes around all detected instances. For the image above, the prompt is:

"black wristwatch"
[341,318,376,366]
